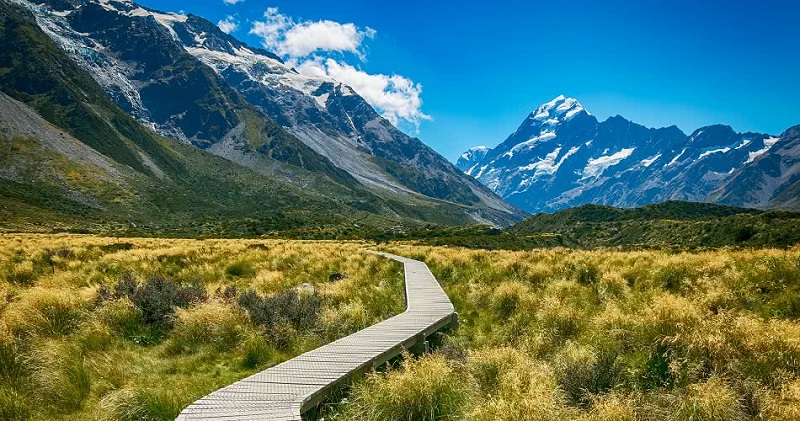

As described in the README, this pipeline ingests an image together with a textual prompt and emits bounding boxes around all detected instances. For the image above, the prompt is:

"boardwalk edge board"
[176,251,457,421]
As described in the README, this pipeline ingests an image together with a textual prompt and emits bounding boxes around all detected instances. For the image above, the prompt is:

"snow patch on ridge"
[666,148,687,167]
[519,145,580,175]
[641,154,661,167]
[506,131,557,156]
[698,146,732,159]
[582,148,635,178]
[746,137,780,164]
[186,45,332,98]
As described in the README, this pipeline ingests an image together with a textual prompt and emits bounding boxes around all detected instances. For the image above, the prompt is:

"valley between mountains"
[2,1,800,421]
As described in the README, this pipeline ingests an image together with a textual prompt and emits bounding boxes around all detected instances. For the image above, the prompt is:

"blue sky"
[138,0,800,162]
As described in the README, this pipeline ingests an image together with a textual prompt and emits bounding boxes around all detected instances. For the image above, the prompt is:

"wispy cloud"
[217,15,238,34]
[222,0,245,5]
[250,8,429,129]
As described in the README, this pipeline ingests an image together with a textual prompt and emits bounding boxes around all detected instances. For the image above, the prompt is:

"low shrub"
[225,261,256,279]
[114,275,206,329]
[238,289,321,334]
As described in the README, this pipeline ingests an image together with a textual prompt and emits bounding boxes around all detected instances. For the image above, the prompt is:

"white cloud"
[251,8,374,58]
[250,8,428,129]
[297,58,431,128]
[217,16,238,34]
[223,0,245,5]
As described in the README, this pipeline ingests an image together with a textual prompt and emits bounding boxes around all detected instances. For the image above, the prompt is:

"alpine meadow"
[1,0,799,420]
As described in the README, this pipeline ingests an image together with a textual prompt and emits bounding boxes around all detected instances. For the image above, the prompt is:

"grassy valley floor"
[0,235,404,420]
[328,245,800,421]
[2,235,800,420]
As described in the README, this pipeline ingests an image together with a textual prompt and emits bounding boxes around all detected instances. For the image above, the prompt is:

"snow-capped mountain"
[172,14,517,217]
[710,125,800,209]
[4,0,523,225]
[456,146,489,173]
[460,95,796,212]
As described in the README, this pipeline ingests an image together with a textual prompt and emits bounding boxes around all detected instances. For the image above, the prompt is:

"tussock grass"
[3,287,87,337]
[0,234,404,420]
[334,354,471,421]
[167,302,247,354]
[330,244,800,421]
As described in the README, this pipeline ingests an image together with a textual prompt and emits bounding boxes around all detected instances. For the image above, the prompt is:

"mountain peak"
[456,146,490,173]
[531,95,588,124]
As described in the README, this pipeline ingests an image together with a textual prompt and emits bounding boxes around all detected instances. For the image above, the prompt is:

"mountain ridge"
[0,0,525,232]
[458,95,796,213]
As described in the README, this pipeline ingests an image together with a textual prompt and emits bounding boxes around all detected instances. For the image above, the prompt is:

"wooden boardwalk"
[176,252,457,420]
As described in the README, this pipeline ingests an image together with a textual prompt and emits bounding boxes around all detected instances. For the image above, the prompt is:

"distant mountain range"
[457,95,800,213]
[0,0,523,234]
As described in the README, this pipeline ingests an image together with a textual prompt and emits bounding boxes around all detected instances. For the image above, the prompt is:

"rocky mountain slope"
[710,125,800,209]
[0,0,524,231]
[459,95,797,213]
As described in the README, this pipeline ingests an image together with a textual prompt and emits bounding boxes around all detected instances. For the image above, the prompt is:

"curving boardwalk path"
[176,252,457,421]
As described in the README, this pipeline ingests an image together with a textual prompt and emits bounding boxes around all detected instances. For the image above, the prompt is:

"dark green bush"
[238,289,321,348]
[654,266,692,292]
[225,261,256,278]
[113,275,206,329]
[99,243,134,253]
[576,263,600,285]
[560,349,620,407]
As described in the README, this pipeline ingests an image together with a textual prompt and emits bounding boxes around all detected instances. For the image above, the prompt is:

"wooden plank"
[176,252,456,421]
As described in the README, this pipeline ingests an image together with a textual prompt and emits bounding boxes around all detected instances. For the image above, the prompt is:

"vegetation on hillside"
[510,202,800,249]
[0,235,404,420]
[366,202,800,251]
[330,245,800,421]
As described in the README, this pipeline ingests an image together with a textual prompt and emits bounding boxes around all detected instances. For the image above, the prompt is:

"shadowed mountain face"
[0,0,526,230]
[709,125,800,210]
[459,95,797,212]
